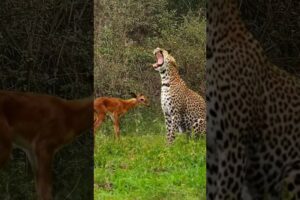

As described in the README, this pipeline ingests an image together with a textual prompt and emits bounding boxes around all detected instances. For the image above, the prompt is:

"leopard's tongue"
[156,52,164,66]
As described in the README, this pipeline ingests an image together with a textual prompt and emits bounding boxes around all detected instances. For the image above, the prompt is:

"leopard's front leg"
[166,110,181,144]
[163,112,174,144]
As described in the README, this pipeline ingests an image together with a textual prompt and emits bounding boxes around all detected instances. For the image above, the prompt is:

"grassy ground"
[94,108,206,200]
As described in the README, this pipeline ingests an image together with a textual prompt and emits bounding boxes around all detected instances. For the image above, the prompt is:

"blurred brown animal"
[0,90,93,200]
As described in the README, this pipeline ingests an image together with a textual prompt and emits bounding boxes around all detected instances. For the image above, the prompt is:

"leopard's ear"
[169,59,177,68]
[130,92,137,98]
[166,48,171,54]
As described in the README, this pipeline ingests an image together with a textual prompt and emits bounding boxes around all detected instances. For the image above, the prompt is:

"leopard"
[152,47,206,143]
[206,0,300,200]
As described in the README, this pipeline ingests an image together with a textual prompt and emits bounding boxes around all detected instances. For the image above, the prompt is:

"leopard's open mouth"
[153,50,164,69]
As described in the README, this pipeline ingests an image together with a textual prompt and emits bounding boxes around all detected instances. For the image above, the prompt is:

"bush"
[94,0,206,102]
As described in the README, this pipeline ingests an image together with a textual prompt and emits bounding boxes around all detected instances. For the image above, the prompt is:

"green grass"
[94,109,206,200]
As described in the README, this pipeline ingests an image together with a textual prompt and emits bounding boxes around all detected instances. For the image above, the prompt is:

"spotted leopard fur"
[207,0,300,199]
[152,48,206,143]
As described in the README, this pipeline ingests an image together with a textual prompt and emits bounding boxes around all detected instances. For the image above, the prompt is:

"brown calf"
[94,93,149,138]
[0,90,93,200]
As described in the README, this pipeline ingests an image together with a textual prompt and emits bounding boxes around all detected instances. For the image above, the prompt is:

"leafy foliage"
[239,0,300,76]
[94,0,206,100]
[0,0,93,97]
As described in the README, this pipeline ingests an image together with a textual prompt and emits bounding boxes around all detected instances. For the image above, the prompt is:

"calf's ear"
[130,92,137,98]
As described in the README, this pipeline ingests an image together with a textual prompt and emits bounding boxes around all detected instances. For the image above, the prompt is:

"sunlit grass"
[94,109,206,200]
